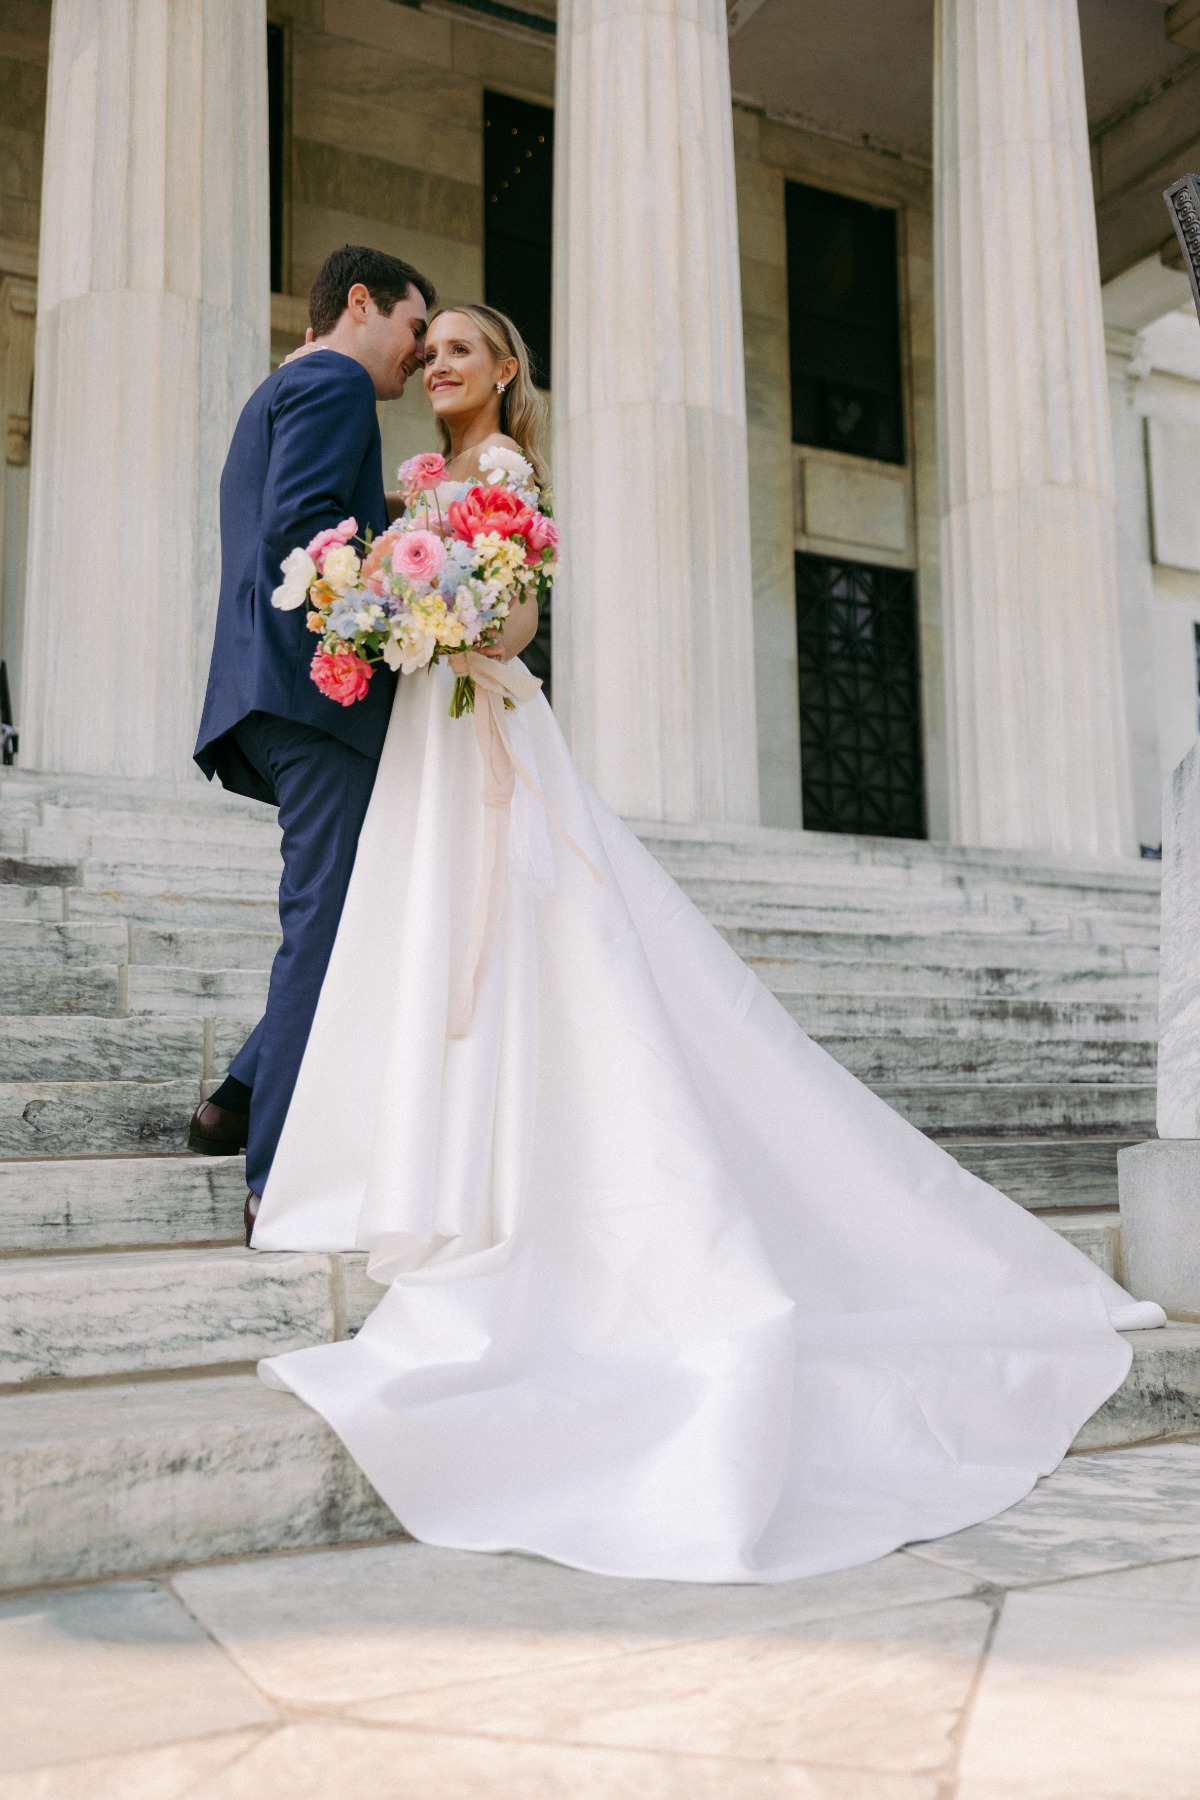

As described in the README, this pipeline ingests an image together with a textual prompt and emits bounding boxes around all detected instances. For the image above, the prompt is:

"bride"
[253,303,1164,1584]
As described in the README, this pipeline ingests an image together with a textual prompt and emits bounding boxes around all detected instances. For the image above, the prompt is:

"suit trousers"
[227,712,379,1195]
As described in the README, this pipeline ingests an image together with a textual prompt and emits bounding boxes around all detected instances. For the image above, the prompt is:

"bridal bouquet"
[271,447,558,717]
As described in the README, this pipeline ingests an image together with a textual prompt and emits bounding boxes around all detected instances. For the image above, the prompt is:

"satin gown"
[254,659,1164,1584]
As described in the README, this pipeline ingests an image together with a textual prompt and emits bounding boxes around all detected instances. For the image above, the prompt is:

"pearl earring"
[497,382,507,394]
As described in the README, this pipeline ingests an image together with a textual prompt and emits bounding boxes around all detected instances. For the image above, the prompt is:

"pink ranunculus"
[398,452,447,495]
[392,529,447,584]
[523,512,560,564]
[447,484,534,545]
[311,648,373,706]
[305,517,358,569]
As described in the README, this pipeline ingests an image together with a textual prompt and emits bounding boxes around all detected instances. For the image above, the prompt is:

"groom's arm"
[260,361,378,564]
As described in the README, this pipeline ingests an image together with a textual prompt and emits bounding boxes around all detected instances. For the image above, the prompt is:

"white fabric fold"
[254,661,1164,1584]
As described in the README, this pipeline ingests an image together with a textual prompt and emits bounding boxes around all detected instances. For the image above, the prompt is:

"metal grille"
[795,551,925,838]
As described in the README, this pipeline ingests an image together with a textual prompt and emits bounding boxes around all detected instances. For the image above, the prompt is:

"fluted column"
[934,0,1135,857]
[552,0,759,823]
[21,0,269,779]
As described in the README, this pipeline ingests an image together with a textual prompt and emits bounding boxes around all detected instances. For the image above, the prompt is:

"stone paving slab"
[0,1582,275,1778]
[906,1441,1200,1585]
[7,1443,1200,1800]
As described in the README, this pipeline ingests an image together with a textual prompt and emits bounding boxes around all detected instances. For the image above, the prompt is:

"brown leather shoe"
[244,1189,260,1247]
[188,1099,249,1156]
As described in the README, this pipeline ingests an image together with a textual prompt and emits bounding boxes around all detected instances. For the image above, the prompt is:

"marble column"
[551,0,759,824]
[934,0,1136,857]
[20,0,269,780]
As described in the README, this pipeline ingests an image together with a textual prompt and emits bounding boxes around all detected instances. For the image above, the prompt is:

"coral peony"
[305,518,358,568]
[398,452,447,495]
[447,484,534,545]
[311,648,373,706]
[392,529,447,584]
[523,513,560,563]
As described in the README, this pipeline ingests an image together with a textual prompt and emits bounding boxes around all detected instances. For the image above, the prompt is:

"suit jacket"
[194,349,395,800]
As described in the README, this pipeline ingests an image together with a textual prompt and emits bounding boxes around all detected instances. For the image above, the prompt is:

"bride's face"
[423,314,511,425]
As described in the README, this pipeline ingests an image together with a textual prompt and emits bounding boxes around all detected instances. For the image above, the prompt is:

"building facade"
[3,0,1200,857]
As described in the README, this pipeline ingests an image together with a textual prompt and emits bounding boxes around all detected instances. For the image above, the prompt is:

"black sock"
[208,1075,252,1113]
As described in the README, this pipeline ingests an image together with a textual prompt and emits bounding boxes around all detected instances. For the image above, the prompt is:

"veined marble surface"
[6,1443,1200,1798]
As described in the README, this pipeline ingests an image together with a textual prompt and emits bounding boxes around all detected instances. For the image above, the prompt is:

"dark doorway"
[484,91,554,695]
[795,551,925,838]
[484,92,554,388]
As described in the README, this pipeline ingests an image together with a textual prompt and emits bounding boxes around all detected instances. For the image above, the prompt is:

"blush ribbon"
[446,651,602,1038]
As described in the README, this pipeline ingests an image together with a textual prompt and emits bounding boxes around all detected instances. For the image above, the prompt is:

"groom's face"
[359,284,429,401]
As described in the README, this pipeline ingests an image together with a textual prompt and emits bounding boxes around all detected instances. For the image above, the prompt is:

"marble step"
[63,887,280,930]
[1037,1210,1123,1279]
[78,969,1156,1034]
[0,919,129,964]
[0,1139,1131,1259]
[0,884,68,922]
[0,1156,247,1252]
[125,966,270,1016]
[0,1079,201,1157]
[0,1011,1158,1104]
[0,1017,208,1082]
[638,823,1162,888]
[0,852,81,889]
[0,1214,1125,1386]
[134,919,1156,988]
[719,923,1156,973]
[702,902,1160,952]
[129,924,281,968]
[790,993,1155,1041]
[2,1323,1195,1590]
[0,1371,400,1589]
[0,1245,384,1384]
[879,1082,1157,1137]
[0,1073,1156,1161]
[944,1139,1133,1210]
[35,801,281,849]
[817,1032,1155,1084]
[0,962,120,1016]
[748,952,1154,1001]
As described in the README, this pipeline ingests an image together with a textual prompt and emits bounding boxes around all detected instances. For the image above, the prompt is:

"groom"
[192,244,435,1241]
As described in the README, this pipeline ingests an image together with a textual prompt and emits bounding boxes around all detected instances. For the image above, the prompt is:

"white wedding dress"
[255,659,1164,1584]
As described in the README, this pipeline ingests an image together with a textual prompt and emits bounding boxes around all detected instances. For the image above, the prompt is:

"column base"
[1117,1140,1200,1318]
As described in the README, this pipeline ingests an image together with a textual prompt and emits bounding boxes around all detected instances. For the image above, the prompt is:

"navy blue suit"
[195,350,396,1195]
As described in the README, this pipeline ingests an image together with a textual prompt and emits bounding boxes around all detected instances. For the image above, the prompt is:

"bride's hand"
[281,329,319,366]
[479,598,539,663]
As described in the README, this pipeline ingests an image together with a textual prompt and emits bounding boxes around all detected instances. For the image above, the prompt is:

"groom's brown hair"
[309,245,436,337]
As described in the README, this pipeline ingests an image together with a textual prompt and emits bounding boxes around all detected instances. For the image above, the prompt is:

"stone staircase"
[2,767,1198,1592]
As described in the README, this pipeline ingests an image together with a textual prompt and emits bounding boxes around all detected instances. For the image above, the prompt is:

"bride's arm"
[479,593,539,663]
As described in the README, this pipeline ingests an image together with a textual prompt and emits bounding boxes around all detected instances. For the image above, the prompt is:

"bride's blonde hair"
[429,303,549,492]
